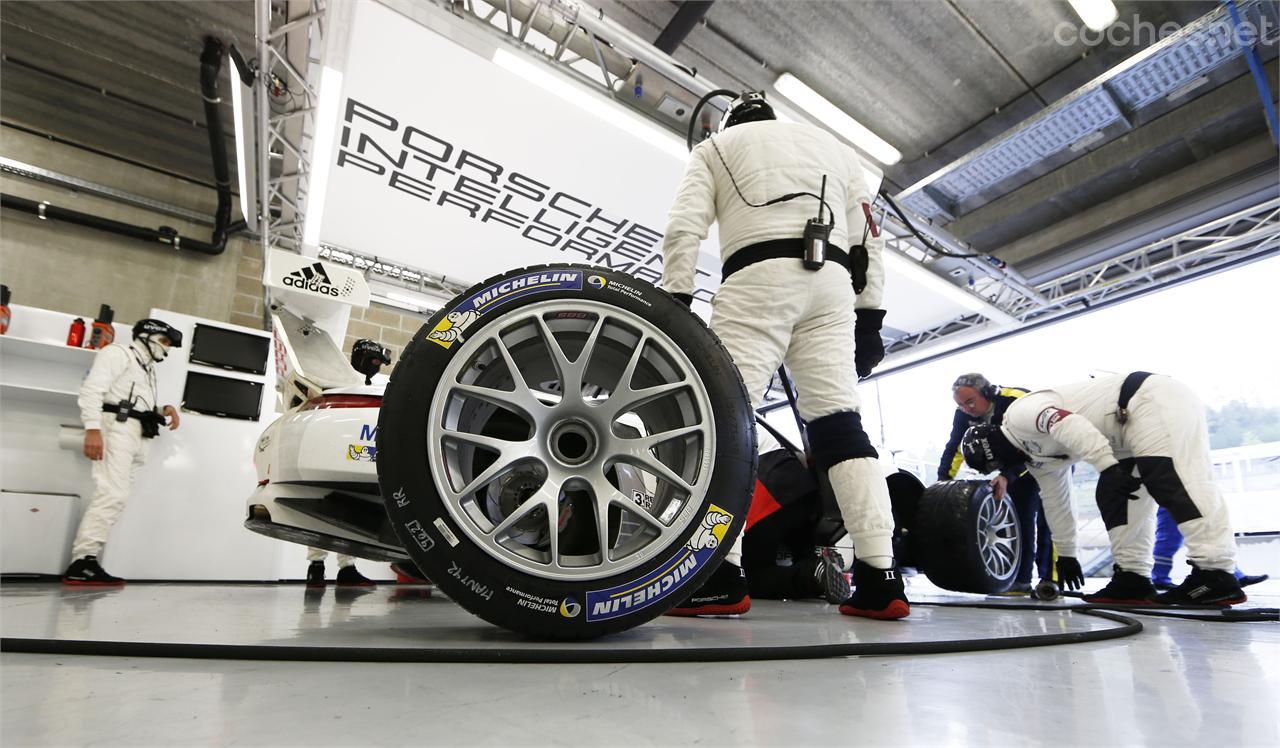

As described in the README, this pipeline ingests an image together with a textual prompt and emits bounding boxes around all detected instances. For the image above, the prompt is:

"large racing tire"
[913,480,1021,594]
[377,264,756,639]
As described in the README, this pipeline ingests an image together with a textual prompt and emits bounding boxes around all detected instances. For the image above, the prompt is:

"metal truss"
[883,196,1280,356]
[252,0,324,262]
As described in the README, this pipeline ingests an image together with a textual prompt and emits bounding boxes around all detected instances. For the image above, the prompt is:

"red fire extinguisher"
[67,318,86,347]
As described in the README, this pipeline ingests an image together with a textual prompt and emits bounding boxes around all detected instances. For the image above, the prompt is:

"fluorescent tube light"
[1068,0,1118,32]
[302,66,344,247]
[773,73,901,166]
[492,48,686,161]
[228,46,254,227]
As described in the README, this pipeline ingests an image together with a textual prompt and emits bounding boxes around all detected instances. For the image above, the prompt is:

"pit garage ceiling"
[2,0,1277,332]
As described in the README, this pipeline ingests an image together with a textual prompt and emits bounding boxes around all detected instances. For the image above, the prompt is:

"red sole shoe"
[62,579,125,587]
[839,600,910,620]
[665,598,751,617]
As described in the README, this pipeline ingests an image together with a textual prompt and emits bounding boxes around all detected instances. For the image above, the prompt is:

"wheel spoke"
[488,485,553,540]
[605,381,690,419]
[451,381,542,418]
[440,428,528,455]
[624,424,704,452]
[618,450,692,494]
[456,458,517,500]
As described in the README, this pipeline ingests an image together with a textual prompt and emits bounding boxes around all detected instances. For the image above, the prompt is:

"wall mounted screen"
[182,372,264,421]
[189,324,271,375]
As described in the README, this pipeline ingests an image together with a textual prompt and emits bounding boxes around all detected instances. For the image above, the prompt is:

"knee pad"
[807,411,877,471]
[1096,457,1135,531]
[1136,456,1203,524]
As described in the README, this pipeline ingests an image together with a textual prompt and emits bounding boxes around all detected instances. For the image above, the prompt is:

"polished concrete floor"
[2,578,1277,746]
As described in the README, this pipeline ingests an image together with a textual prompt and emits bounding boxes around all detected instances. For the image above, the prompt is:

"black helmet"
[351,338,391,384]
[961,423,1021,474]
[132,318,182,348]
[719,91,776,131]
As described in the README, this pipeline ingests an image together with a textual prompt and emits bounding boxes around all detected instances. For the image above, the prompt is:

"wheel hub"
[548,419,598,467]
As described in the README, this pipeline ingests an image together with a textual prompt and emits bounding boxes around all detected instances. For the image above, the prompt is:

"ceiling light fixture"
[492,48,686,161]
[1067,0,1118,32]
[228,45,256,229]
[881,250,1018,325]
[302,66,345,248]
[772,73,902,166]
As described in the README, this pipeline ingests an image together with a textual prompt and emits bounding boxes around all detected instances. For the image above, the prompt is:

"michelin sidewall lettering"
[376,263,755,639]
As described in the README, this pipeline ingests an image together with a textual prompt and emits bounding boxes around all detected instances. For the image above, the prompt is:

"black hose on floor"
[916,600,1280,624]
[0,608,1141,663]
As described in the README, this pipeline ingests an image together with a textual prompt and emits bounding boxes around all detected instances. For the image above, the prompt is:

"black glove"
[853,308,886,378]
[671,292,693,308]
[1096,463,1142,505]
[1056,556,1085,591]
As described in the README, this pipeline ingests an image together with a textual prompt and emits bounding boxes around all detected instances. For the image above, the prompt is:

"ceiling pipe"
[0,37,235,255]
[199,35,233,251]
[654,1,714,55]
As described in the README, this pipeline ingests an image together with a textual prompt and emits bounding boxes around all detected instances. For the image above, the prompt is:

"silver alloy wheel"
[427,299,716,581]
[976,492,1020,580]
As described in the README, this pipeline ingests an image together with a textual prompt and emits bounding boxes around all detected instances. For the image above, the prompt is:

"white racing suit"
[1000,374,1237,574]
[72,340,161,560]
[307,547,355,568]
[662,119,894,566]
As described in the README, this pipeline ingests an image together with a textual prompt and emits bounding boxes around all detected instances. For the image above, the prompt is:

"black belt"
[721,239,850,282]
[1116,371,1154,424]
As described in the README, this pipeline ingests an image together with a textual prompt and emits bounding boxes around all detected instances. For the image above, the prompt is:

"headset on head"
[953,373,998,399]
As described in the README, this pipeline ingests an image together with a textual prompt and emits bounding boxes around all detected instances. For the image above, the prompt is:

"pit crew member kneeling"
[961,372,1245,606]
[660,91,906,620]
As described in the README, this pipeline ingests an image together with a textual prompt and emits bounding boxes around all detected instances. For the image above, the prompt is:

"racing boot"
[336,564,375,587]
[804,547,852,604]
[1082,565,1156,605]
[1237,572,1269,588]
[666,562,750,617]
[1155,566,1246,606]
[62,556,125,587]
[839,561,909,620]
[306,560,326,587]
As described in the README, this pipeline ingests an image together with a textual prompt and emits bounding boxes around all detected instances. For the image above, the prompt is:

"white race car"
[247,305,407,562]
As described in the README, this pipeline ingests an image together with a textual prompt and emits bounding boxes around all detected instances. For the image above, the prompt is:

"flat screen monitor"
[182,372,264,421]
[189,324,270,375]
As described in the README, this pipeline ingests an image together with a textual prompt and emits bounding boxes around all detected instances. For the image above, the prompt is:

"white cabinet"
[1,490,83,574]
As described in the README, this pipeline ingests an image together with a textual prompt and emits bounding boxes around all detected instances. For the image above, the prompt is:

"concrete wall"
[1,126,432,358]
[0,126,263,329]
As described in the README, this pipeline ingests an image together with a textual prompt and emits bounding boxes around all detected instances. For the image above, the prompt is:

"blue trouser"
[1152,507,1183,584]
[1009,474,1054,584]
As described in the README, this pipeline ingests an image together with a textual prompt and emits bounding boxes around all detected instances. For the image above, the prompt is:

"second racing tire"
[377,264,756,639]
[913,480,1021,594]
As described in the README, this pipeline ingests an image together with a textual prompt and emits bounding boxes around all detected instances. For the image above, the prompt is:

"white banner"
[315,0,722,304]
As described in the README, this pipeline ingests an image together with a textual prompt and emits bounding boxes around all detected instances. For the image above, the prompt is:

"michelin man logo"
[427,310,479,348]
[688,509,733,551]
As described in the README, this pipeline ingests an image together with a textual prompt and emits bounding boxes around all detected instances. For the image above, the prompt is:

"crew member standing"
[64,319,183,585]
[938,373,1053,594]
[660,92,907,620]
[961,372,1245,605]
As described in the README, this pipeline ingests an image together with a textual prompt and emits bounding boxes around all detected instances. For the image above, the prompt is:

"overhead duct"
[654,1,714,55]
[0,36,235,255]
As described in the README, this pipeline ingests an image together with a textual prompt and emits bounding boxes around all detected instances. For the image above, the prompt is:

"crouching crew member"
[660,91,907,619]
[939,373,1053,595]
[64,319,183,586]
[961,372,1244,606]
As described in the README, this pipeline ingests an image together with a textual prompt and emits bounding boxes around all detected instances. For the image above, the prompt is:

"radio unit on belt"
[802,175,832,271]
